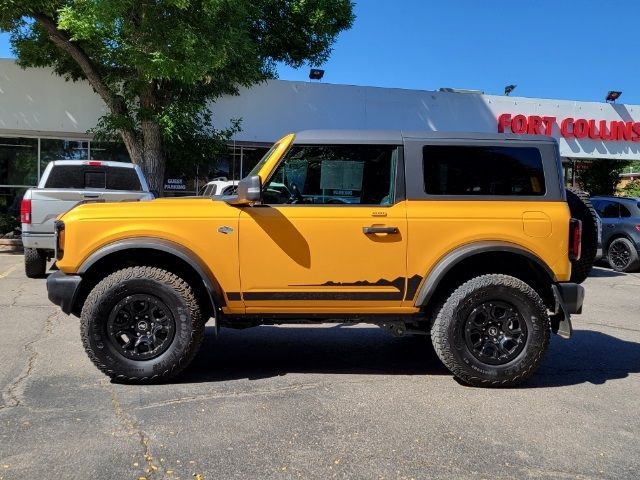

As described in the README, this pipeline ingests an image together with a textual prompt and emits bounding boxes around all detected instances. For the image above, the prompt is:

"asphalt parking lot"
[0,253,639,480]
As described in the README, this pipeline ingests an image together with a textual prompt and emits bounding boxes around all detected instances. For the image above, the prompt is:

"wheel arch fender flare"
[414,241,557,307]
[78,237,226,310]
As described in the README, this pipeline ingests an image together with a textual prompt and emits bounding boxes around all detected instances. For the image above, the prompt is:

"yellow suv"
[47,131,586,387]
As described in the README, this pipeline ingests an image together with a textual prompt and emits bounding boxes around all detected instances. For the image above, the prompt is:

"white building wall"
[0,59,106,137]
[212,81,640,160]
[2,59,639,160]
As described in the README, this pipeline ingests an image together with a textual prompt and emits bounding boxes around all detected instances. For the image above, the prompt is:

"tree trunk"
[141,120,165,195]
[139,84,165,195]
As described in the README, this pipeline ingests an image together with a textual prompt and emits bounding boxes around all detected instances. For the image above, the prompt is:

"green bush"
[621,180,640,197]
[0,213,20,235]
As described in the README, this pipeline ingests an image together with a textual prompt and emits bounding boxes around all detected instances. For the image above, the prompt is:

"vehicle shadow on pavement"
[180,325,449,383]
[524,329,640,388]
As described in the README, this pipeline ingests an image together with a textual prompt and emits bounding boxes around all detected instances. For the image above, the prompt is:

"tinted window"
[85,171,106,189]
[106,168,142,191]
[264,145,398,205]
[423,145,545,196]
[594,200,619,218]
[620,204,631,218]
[45,165,142,191]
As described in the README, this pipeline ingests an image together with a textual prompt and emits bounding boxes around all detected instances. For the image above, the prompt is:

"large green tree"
[0,0,354,193]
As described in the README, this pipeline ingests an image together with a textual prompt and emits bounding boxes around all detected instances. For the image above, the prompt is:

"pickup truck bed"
[21,160,152,277]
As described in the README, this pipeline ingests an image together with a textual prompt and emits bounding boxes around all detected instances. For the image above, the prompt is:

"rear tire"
[566,188,598,283]
[607,237,640,272]
[80,266,206,383]
[431,274,550,387]
[24,248,47,278]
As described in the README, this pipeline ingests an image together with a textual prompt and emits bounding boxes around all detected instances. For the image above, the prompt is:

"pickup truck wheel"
[566,187,598,283]
[80,266,205,383]
[24,248,47,278]
[607,237,640,272]
[431,274,550,387]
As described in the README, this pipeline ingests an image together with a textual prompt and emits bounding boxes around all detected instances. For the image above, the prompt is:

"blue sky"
[2,0,640,104]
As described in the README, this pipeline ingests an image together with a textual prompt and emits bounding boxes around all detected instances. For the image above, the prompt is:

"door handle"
[363,226,399,235]
[83,193,100,198]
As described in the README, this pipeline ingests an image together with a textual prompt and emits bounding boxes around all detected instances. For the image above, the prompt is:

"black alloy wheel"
[81,266,206,383]
[607,237,640,272]
[106,294,176,360]
[463,300,528,366]
[431,274,550,387]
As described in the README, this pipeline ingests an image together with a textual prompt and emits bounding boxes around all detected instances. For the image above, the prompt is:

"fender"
[414,241,557,307]
[78,237,226,309]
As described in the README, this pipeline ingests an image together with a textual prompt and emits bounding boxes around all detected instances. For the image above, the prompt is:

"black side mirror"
[226,175,261,205]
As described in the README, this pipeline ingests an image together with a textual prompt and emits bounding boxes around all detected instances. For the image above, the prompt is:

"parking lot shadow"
[525,329,640,388]
[180,325,449,383]
[179,325,640,388]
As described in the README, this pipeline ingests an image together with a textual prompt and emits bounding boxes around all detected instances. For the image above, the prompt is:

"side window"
[595,201,619,218]
[619,204,631,218]
[423,145,545,196]
[263,145,398,205]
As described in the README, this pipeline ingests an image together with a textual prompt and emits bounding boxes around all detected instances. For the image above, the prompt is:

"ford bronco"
[47,131,588,387]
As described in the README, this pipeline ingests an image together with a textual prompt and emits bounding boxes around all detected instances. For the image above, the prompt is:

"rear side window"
[594,200,619,218]
[44,165,142,191]
[423,145,545,196]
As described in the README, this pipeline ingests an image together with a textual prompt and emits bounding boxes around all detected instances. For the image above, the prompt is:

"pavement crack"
[0,310,58,410]
[101,382,162,479]
[134,382,322,410]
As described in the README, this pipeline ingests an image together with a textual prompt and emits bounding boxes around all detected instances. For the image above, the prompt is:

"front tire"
[80,266,205,383]
[607,237,640,272]
[431,274,550,387]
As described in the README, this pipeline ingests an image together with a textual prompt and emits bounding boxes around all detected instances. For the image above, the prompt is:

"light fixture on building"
[438,88,484,94]
[504,84,517,96]
[309,68,325,81]
[606,91,622,103]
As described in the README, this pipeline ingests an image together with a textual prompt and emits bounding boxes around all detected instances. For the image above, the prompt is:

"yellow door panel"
[238,202,409,310]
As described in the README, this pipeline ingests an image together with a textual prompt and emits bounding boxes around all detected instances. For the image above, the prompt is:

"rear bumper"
[555,282,585,314]
[47,270,82,315]
[551,282,585,339]
[21,232,55,250]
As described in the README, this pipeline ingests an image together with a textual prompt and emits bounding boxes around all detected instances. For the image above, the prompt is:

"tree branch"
[32,13,142,163]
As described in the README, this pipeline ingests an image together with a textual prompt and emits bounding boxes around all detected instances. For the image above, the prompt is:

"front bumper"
[551,282,585,339]
[47,270,82,315]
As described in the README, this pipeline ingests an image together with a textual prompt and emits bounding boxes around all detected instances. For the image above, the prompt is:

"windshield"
[247,142,280,178]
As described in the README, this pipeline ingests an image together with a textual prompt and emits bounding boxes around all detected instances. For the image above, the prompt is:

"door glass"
[595,201,619,219]
[263,145,398,205]
[619,204,632,218]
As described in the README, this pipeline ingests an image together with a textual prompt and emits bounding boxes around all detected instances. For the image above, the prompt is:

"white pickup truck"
[20,160,153,277]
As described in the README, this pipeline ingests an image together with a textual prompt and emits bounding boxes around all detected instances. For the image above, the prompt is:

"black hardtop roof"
[292,129,558,145]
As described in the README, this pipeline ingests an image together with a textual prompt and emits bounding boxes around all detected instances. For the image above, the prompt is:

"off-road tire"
[24,248,47,278]
[80,266,205,383]
[607,237,640,272]
[431,274,550,387]
[566,187,598,283]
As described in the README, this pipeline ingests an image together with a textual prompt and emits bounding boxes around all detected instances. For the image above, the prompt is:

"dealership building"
[1,57,639,215]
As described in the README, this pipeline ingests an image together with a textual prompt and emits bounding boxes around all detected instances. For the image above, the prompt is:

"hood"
[61,196,235,222]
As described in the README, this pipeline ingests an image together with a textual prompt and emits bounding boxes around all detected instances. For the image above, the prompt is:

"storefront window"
[90,142,131,162]
[0,137,38,187]
[40,138,89,174]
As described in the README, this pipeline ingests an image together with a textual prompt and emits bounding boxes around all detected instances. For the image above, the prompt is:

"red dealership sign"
[498,114,640,142]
